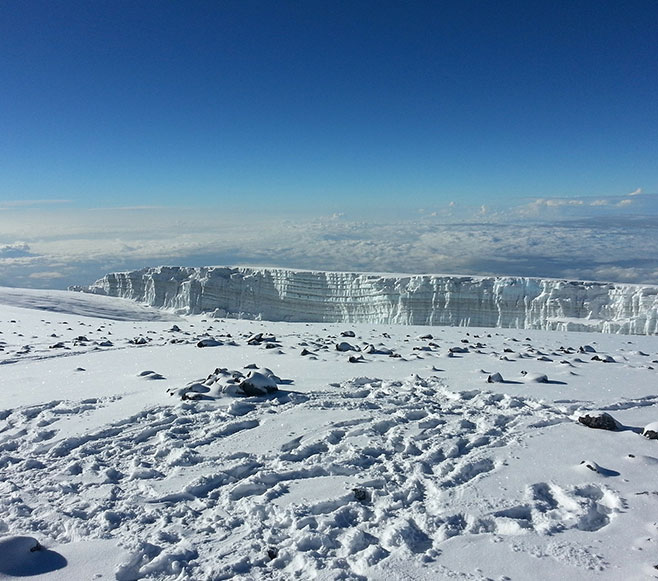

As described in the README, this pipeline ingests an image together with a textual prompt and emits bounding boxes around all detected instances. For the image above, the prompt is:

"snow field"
[0,287,657,579]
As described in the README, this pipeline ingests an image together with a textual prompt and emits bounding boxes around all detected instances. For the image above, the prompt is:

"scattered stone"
[139,370,165,380]
[579,345,596,353]
[353,487,370,503]
[239,371,278,396]
[578,412,621,431]
[525,373,549,383]
[449,346,468,354]
[247,333,277,345]
[336,341,359,352]
[580,460,601,473]
[642,422,658,440]
[591,354,616,363]
[196,338,222,348]
[340,330,356,337]
[487,372,504,383]
[348,355,364,363]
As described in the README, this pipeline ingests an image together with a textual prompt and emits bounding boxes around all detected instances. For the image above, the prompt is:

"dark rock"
[336,341,359,352]
[590,354,615,363]
[578,413,621,431]
[340,330,356,337]
[353,487,370,503]
[196,338,222,348]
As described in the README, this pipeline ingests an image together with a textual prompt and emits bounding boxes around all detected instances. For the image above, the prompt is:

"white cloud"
[0,242,32,258]
[627,188,643,196]
[543,198,584,207]
[1,204,657,288]
[28,271,66,279]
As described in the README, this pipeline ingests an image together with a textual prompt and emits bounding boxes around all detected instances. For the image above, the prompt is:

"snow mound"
[0,536,67,576]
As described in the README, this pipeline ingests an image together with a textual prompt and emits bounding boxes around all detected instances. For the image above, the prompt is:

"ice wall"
[87,266,658,334]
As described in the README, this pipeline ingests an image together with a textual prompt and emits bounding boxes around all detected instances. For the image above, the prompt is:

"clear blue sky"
[1,1,656,213]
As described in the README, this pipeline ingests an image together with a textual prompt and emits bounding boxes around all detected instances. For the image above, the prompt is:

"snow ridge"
[87,267,658,334]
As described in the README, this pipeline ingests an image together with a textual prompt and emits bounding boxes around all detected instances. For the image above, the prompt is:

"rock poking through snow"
[239,371,278,396]
[336,341,359,352]
[642,422,658,440]
[578,412,621,431]
[196,338,222,348]
[0,536,66,577]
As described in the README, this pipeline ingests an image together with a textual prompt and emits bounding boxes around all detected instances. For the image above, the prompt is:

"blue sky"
[1,1,657,287]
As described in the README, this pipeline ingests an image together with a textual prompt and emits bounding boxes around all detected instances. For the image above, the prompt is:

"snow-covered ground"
[1,286,657,580]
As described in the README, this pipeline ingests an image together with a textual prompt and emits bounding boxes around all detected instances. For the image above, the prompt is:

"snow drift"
[85,266,658,334]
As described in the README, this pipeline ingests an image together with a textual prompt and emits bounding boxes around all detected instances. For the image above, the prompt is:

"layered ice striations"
[87,266,658,334]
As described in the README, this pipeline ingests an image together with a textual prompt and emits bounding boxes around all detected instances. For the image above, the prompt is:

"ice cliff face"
[87,266,658,335]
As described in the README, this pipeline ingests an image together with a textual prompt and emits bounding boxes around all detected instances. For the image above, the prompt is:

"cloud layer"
[1,197,657,289]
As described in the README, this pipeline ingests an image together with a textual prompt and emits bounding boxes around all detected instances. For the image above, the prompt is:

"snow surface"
[1,287,658,580]
[88,266,658,334]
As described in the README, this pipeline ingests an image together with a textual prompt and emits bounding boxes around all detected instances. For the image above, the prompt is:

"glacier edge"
[83,266,658,335]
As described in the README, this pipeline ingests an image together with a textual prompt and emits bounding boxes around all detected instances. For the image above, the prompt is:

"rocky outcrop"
[85,266,658,334]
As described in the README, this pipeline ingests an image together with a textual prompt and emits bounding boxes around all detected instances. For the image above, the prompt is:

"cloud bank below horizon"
[1,195,657,289]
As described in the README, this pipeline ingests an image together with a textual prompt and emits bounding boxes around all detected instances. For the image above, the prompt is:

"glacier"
[84,266,658,335]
